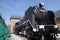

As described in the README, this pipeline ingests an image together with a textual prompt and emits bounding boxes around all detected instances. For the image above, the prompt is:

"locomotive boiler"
[14,2,59,40]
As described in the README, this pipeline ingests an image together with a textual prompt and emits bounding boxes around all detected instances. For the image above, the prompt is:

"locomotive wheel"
[14,30,19,35]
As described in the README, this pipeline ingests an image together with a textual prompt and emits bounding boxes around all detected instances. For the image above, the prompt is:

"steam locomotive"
[14,2,59,40]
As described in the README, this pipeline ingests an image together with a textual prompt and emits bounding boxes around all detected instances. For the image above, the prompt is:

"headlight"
[33,28,37,32]
[39,25,44,29]
[40,2,45,6]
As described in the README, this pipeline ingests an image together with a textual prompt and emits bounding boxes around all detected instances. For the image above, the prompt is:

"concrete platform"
[6,34,60,40]
[6,34,27,40]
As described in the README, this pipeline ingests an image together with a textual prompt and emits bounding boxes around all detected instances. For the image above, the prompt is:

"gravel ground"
[18,35,27,40]
[6,34,27,40]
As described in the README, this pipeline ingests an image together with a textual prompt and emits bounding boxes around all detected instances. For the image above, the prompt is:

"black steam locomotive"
[14,2,59,40]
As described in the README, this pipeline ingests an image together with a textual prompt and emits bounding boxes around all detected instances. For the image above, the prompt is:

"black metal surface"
[13,3,58,40]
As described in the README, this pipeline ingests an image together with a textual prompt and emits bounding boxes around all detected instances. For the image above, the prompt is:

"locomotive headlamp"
[40,2,45,6]
[39,25,44,29]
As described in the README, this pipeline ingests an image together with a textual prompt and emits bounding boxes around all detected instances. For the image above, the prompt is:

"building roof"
[10,16,22,19]
[56,17,60,19]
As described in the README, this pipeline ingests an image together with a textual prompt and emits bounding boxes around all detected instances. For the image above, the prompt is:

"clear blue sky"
[0,0,60,25]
